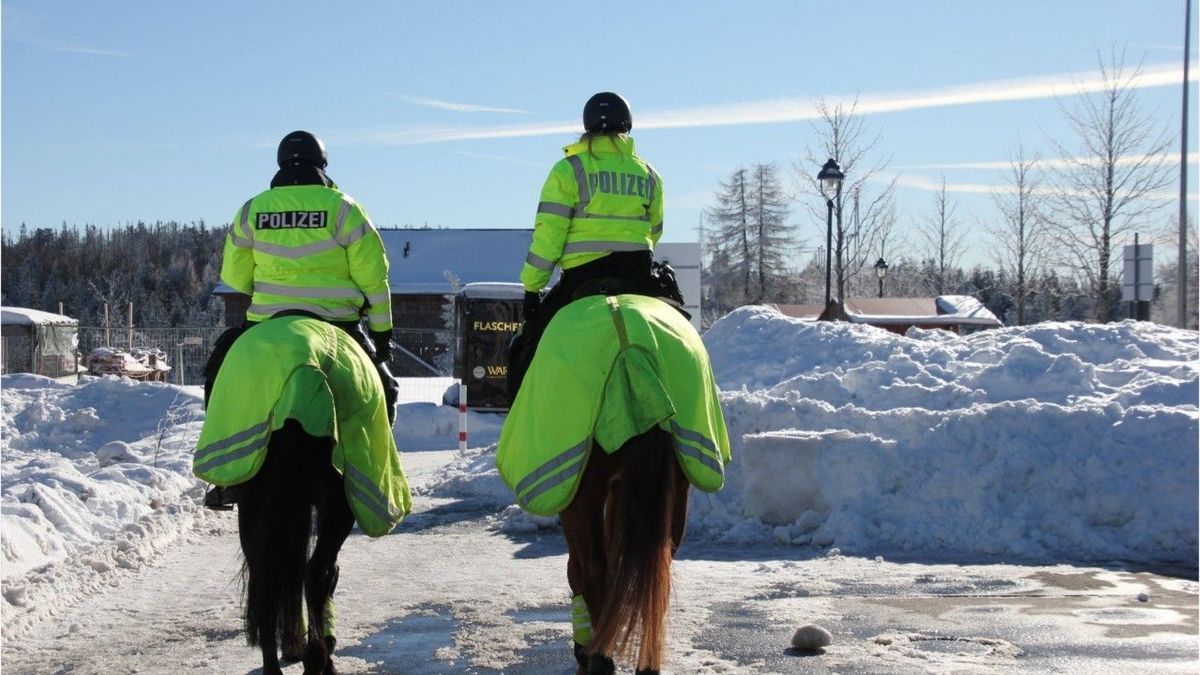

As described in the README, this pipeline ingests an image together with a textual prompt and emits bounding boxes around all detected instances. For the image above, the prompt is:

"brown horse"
[559,425,691,675]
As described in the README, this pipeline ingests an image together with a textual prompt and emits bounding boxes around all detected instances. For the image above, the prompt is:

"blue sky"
[2,1,1196,268]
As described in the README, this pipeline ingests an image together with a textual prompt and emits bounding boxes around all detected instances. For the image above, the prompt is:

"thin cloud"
[49,43,135,58]
[896,152,1200,171]
[873,171,1196,202]
[449,150,541,166]
[392,94,533,114]
[354,61,1198,146]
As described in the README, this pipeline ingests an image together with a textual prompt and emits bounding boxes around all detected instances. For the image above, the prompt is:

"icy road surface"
[3,449,1196,675]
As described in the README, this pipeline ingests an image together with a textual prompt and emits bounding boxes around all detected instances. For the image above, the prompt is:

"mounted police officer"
[509,92,682,396]
[203,130,399,510]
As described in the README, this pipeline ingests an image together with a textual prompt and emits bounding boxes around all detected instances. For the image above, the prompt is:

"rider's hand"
[369,330,392,364]
[523,291,541,321]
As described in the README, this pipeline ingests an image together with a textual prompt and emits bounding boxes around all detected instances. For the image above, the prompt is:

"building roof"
[770,296,1002,328]
[1,306,78,326]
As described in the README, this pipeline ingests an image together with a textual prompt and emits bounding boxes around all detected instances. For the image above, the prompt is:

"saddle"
[508,260,689,399]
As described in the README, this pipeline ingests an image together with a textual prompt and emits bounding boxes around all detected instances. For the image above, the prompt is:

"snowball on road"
[1,312,1196,673]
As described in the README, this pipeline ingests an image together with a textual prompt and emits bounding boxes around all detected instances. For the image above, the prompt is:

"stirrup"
[203,485,235,511]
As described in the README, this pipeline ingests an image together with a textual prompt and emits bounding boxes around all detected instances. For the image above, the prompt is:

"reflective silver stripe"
[606,296,629,348]
[537,201,574,219]
[254,282,365,299]
[344,463,399,521]
[561,241,651,255]
[366,310,390,324]
[646,166,660,206]
[525,251,556,271]
[674,437,724,476]
[514,438,589,498]
[650,223,663,235]
[238,199,255,240]
[365,292,390,306]
[573,212,650,222]
[248,302,360,320]
[230,233,254,249]
[670,419,721,465]
[195,421,272,472]
[333,200,352,240]
[338,222,369,247]
[519,459,583,509]
[566,155,591,209]
[253,238,341,258]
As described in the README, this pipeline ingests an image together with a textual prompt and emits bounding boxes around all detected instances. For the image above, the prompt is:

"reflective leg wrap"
[571,594,593,646]
[324,596,336,639]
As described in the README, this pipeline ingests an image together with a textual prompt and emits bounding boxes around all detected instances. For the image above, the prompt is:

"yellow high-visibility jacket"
[221,184,393,333]
[520,136,664,292]
[194,315,410,537]
[496,294,729,516]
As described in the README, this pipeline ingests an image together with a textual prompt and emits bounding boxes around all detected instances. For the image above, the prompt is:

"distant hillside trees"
[1,222,225,327]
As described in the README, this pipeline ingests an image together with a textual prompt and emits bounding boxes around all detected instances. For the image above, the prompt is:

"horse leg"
[238,483,284,675]
[302,466,355,675]
[560,449,616,675]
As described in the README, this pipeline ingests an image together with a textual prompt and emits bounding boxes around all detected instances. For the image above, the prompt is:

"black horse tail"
[591,426,681,671]
[242,419,314,648]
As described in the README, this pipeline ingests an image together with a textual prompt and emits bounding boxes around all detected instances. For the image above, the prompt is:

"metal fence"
[77,326,226,386]
[1,334,80,378]
[66,325,458,387]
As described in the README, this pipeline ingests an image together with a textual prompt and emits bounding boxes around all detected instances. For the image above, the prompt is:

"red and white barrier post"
[458,382,468,452]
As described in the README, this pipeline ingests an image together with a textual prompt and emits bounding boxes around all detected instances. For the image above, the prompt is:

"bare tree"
[916,177,967,295]
[795,98,897,301]
[1047,48,1174,322]
[988,144,1047,324]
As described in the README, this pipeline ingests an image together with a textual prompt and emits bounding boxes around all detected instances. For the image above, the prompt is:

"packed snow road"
[4,448,1196,675]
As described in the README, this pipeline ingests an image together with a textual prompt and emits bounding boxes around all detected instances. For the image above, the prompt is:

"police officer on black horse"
[203,130,400,509]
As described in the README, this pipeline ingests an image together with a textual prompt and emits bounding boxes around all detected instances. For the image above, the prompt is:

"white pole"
[458,382,468,452]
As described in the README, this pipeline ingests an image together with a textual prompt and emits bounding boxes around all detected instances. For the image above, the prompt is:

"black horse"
[237,418,354,675]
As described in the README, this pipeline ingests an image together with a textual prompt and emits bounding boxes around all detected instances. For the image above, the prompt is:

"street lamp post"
[873,257,889,298]
[817,158,845,308]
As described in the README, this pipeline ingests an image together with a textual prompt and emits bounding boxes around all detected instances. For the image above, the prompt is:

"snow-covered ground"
[1,311,1196,672]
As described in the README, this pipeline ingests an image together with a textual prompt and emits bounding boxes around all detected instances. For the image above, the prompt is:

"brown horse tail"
[242,419,313,648]
[591,425,682,671]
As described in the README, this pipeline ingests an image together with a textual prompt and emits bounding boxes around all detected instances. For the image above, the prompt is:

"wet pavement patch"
[341,607,458,674]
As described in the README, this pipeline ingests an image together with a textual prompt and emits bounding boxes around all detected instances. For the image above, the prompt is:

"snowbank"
[693,308,1198,564]
[0,374,211,635]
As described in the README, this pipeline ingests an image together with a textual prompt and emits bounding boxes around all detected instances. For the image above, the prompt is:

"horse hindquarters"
[592,427,686,673]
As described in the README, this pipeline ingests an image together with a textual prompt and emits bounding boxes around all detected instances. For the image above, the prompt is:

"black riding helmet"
[277,130,328,168]
[582,92,632,134]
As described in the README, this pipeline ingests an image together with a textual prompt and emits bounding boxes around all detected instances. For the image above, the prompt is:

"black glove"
[369,330,392,364]
[523,291,542,321]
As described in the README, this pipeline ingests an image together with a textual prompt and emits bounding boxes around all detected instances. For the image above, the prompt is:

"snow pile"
[1,374,211,635]
[692,307,1198,563]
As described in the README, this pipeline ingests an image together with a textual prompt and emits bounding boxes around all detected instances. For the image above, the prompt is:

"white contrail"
[874,172,1197,202]
[392,95,532,114]
[896,152,1200,171]
[354,61,1197,145]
